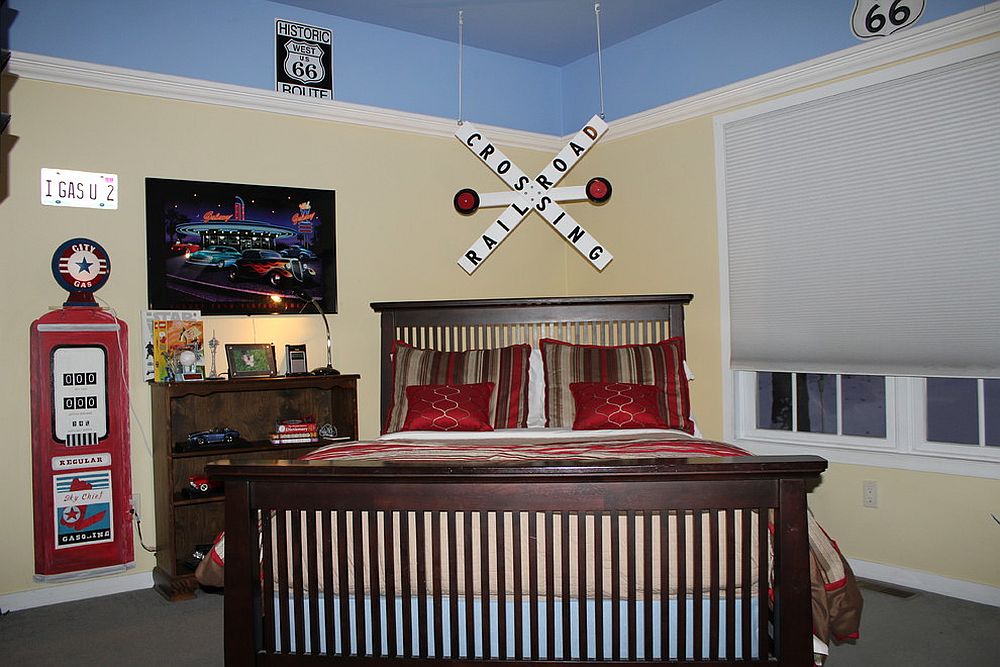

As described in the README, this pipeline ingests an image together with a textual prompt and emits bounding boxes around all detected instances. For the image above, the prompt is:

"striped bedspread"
[300,431,751,464]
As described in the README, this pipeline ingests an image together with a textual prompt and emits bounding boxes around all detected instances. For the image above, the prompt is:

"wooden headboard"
[369,294,693,427]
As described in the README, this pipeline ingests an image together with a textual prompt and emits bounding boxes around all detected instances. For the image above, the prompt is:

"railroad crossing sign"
[453,114,613,274]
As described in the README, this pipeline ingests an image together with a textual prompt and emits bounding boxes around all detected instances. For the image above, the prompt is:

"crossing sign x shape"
[453,114,613,274]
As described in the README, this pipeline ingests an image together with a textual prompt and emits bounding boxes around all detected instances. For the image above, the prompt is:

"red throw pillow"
[384,342,530,433]
[401,382,496,432]
[541,337,694,434]
[570,382,670,430]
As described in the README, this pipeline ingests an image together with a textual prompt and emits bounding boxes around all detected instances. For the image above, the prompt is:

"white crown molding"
[850,558,1000,608]
[8,3,997,147]
[608,1,1000,141]
[7,52,563,153]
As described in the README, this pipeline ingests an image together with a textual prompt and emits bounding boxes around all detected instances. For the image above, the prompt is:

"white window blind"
[720,47,1000,378]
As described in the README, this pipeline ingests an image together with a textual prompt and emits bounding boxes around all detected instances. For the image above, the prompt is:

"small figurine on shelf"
[177,427,241,451]
[207,331,222,380]
[186,474,223,495]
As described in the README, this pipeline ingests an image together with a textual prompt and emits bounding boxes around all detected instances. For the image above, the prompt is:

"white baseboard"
[0,571,153,612]
[850,558,1000,608]
[4,560,997,612]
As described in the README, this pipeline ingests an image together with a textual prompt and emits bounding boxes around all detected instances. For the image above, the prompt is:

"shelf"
[171,438,343,458]
[174,492,224,506]
[151,374,359,601]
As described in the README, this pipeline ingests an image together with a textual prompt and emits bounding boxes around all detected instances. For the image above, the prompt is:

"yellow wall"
[810,463,1000,589]
[566,103,1000,591]
[566,118,725,436]
[472,102,1000,594]
[3,63,999,598]
[0,78,570,595]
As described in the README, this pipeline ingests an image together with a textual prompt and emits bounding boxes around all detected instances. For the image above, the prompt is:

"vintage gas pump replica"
[30,238,134,580]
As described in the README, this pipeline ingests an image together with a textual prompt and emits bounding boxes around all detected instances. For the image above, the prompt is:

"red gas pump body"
[30,306,134,579]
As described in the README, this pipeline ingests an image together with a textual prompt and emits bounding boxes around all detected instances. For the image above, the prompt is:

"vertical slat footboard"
[211,456,825,666]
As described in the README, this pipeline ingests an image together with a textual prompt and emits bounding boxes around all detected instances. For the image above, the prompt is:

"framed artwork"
[225,343,277,378]
[145,178,336,315]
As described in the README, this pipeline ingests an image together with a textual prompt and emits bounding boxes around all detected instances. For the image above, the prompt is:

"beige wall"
[3,68,998,598]
[566,118,725,437]
[569,106,1000,591]
[810,464,1000,589]
[0,78,570,595]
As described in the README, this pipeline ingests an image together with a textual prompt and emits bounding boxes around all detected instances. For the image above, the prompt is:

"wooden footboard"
[209,455,826,666]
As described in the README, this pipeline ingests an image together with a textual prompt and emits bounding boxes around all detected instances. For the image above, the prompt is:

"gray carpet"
[1,582,998,665]
[0,588,224,666]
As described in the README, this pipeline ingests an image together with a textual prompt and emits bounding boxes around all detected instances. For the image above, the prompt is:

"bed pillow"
[540,337,694,433]
[526,348,546,428]
[383,341,530,433]
[401,382,495,432]
[569,381,669,430]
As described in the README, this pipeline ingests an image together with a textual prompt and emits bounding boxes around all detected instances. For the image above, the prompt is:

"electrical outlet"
[129,493,141,521]
[862,481,878,508]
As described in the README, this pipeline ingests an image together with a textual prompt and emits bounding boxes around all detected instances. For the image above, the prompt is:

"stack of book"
[269,419,319,445]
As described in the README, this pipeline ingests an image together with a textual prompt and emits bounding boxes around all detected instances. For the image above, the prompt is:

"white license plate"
[41,168,118,210]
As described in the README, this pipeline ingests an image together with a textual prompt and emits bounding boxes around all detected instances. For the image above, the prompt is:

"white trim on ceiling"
[612,1,1000,139]
[7,52,564,153]
[7,3,998,146]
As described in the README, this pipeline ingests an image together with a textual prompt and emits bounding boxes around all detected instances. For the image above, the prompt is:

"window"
[926,378,1000,448]
[756,373,886,438]
[734,372,1000,478]
[716,41,1000,478]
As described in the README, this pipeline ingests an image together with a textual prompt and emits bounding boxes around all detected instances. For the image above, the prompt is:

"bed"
[204,294,858,665]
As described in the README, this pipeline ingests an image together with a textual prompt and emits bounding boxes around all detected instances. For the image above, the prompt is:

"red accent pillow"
[569,382,669,430]
[401,382,495,432]
[540,337,694,434]
[383,342,530,433]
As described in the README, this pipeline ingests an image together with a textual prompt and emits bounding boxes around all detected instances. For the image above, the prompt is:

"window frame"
[729,372,1000,480]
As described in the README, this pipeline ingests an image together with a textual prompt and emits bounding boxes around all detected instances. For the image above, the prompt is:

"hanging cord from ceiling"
[594,2,606,120]
[457,9,464,125]
[456,5,605,123]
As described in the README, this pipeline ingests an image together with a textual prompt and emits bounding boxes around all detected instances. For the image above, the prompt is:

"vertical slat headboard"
[370,294,693,428]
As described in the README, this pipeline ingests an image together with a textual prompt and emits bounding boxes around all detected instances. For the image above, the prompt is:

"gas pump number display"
[52,346,108,447]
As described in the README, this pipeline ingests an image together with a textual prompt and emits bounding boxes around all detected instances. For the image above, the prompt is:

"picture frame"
[145,178,337,316]
[225,343,277,378]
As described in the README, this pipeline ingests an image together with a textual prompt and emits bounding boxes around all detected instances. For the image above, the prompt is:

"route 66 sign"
[852,0,925,39]
[275,19,333,99]
[284,40,325,83]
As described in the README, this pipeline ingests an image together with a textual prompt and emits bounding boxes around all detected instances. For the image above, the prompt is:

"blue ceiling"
[272,0,724,65]
[8,0,986,134]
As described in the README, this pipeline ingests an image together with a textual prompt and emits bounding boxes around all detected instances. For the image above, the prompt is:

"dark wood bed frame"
[208,294,826,665]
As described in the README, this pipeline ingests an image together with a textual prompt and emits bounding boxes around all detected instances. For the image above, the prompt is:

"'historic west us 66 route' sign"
[275,19,333,99]
[453,114,613,274]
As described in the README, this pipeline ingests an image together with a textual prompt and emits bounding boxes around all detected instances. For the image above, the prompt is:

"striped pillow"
[383,342,530,433]
[540,338,694,433]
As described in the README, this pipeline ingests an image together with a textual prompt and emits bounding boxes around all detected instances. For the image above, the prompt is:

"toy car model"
[185,245,242,268]
[169,241,201,256]
[227,248,316,287]
[279,245,318,260]
[185,427,240,447]
[187,474,223,494]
